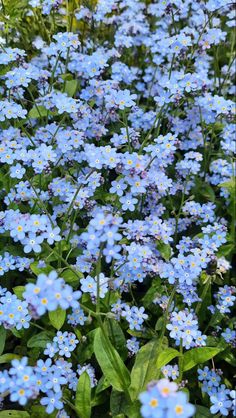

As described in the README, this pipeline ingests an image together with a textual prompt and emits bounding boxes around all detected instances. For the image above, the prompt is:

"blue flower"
[45,370,67,393]
[40,390,63,414]
[139,386,165,418]
[120,194,138,211]
[23,234,44,253]
[10,163,26,179]
[210,392,232,416]
[166,392,195,418]
[43,226,61,245]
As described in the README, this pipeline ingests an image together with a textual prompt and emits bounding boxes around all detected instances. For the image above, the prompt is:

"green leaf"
[77,329,96,364]
[49,307,66,330]
[110,390,128,416]
[219,350,236,367]
[30,405,57,418]
[219,178,235,193]
[13,286,25,300]
[183,347,223,371]
[156,348,181,369]
[0,327,6,355]
[28,105,49,119]
[27,331,53,349]
[199,183,215,202]
[156,241,171,261]
[91,391,107,407]
[65,79,78,97]
[217,243,235,257]
[30,261,53,275]
[155,317,165,331]
[105,319,128,359]
[127,328,154,340]
[126,402,142,418]
[11,328,24,338]
[113,415,125,418]
[60,268,83,286]
[142,278,161,308]
[95,376,111,394]
[129,339,161,401]
[194,405,214,417]
[94,327,131,393]
[61,73,73,81]
[0,353,21,364]
[0,412,30,418]
[75,371,91,418]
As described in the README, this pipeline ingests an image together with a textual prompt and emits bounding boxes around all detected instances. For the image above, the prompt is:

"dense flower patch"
[0,0,235,417]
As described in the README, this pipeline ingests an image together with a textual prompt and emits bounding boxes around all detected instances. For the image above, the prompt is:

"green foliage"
[0,353,21,364]
[28,106,51,119]
[129,339,161,400]
[0,327,6,355]
[49,307,66,330]
[156,347,181,369]
[75,371,92,418]
[65,79,78,97]
[104,319,128,359]
[0,412,30,418]
[183,347,223,371]
[13,286,25,300]
[94,327,131,393]
[194,405,217,417]
[156,241,172,261]
[27,331,53,349]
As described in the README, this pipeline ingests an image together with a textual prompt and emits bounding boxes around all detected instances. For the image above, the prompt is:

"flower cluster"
[112,300,148,331]
[0,355,93,414]
[161,365,179,381]
[0,287,31,330]
[1,211,61,254]
[167,310,207,349]
[139,379,195,418]
[0,252,33,276]
[44,331,79,358]
[211,285,236,314]
[23,271,81,317]
[198,367,235,416]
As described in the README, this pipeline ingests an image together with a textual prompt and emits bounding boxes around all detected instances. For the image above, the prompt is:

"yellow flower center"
[41,298,48,305]
[175,405,184,414]
[149,398,158,408]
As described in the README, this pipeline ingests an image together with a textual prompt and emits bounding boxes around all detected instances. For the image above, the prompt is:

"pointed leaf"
[30,261,53,275]
[0,353,21,364]
[0,326,6,355]
[49,307,66,330]
[75,371,91,418]
[65,79,78,97]
[28,105,49,119]
[195,405,215,417]
[129,339,161,401]
[0,412,30,418]
[156,348,181,369]
[105,319,128,359]
[94,327,130,392]
[110,390,128,416]
[13,286,25,300]
[156,241,171,261]
[27,331,53,348]
[183,347,223,371]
